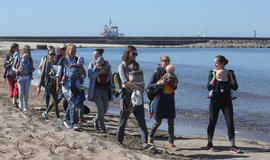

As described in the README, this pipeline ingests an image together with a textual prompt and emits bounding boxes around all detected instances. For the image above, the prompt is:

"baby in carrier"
[94,57,110,85]
[127,61,144,111]
[160,64,178,84]
[208,69,236,99]
[17,54,33,77]
[127,60,145,90]
[66,57,86,100]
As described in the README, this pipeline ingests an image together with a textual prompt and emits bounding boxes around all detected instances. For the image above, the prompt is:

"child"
[127,60,145,90]
[208,69,237,99]
[18,54,32,75]
[66,57,86,100]
[93,57,110,85]
[159,64,178,85]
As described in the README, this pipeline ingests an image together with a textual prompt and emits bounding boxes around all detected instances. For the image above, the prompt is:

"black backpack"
[146,69,163,101]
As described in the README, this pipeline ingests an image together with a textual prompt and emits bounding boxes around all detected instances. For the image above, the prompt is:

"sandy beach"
[0,41,270,160]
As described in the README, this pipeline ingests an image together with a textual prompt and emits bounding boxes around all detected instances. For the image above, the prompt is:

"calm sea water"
[32,48,270,143]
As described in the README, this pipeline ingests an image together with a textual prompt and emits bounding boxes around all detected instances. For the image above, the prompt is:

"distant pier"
[0,36,270,48]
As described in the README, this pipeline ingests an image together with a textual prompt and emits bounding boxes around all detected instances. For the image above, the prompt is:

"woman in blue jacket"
[147,55,178,150]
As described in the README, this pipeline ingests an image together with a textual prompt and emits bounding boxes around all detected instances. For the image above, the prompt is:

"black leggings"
[207,96,235,141]
[150,118,174,144]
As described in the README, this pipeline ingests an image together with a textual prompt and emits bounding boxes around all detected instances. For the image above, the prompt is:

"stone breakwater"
[184,39,270,48]
[0,36,270,48]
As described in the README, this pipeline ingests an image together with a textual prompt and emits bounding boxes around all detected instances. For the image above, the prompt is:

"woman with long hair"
[4,43,19,107]
[13,45,35,111]
[56,43,81,130]
[116,46,151,150]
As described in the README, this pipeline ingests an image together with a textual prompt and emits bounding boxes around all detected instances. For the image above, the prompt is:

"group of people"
[3,43,240,152]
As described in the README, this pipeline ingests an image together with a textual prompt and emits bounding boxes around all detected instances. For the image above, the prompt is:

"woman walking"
[13,45,35,111]
[116,46,151,150]
[38,47,62,123]
[56,43,80,130]
[4,43,19,107]
[206,55,240,153]
[88,48,113,132]
[147,55,178,150]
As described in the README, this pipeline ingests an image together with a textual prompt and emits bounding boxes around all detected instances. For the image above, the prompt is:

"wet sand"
[0,42,270,160]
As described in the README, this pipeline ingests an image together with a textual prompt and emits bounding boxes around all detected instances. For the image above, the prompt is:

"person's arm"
[56,65,63,94]
[38,60,46,91]
[207,70,215,91]
[12,56,20,74]
[88,61,100,80]
[229,70,238,90]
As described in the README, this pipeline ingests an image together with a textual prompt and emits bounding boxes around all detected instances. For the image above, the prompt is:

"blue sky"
[1,0,269,37]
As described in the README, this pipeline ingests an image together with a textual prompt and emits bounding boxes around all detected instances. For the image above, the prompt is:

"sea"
[31,47,270,143]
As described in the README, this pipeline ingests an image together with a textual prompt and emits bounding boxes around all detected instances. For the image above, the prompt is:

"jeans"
[116,105,148,144]
[17,78,31,109]
[78,103,85,119]
[93,88,109,130]
[63,86,78,126]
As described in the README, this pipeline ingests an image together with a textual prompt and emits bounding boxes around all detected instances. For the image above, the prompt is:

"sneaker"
[23,108,27,112]
[13,102,19,108]
[42,112,48,119]
[230,146,241,153]
[143,143,154,151]
[79,119,87,123]
[73,124,79,131]
[57,118,63,124]
[148,136,154,144]
[100,129,107,133]
[207,143,215,152]
[168,143,176,150]
[63,121,71,129]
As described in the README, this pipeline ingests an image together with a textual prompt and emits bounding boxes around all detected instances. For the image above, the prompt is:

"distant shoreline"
[1,36,270,48]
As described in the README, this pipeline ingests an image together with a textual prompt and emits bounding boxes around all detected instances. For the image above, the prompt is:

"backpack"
[146,69,163,101]
[112,72,122,97]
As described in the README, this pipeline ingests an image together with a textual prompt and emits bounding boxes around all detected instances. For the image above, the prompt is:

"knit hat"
[77,57,85,66]
[96,57,104,65]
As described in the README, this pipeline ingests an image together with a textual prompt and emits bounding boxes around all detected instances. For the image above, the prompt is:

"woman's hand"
[157,79,168,86]
[210,70,216,86]
[99,69,106,75]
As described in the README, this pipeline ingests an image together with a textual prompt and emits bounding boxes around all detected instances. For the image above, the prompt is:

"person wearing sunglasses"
[116,46,152,150]
[147,55,178,150]
[37,47,62,123]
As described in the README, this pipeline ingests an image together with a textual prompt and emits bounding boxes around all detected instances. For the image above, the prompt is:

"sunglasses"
[162,59,170,62]
[132,52,138,56]
[49,53,56,56]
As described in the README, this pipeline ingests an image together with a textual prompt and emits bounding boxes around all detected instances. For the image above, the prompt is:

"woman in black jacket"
[37,48,61,123]
[4,43,19,107]
[206,55,240,153]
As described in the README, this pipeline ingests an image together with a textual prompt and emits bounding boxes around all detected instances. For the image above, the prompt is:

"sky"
[1,0,270,37]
